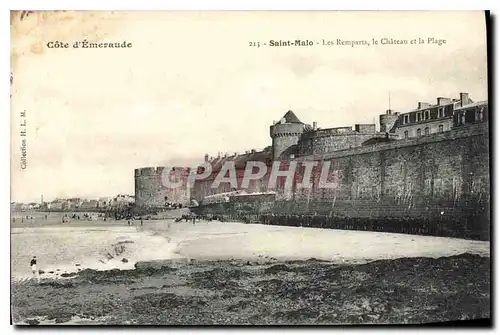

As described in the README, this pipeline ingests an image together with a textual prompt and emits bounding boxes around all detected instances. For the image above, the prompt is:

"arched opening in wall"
[417,128,422,137]
[425,127,430,136]
[404,130,408,139]
[439,125,444,133]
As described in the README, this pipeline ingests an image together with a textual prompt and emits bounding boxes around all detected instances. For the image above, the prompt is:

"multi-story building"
[384,93,478,140]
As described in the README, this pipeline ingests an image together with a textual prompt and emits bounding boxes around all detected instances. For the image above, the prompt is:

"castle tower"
[270,110,305,160]
[135,167,161,207]
[134,167,191,208]
[379,109,399,133]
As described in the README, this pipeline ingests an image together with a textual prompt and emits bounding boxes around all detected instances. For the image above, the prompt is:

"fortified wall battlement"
[300,121,487,160]
[290,123,489,217]
[298,126,399,155]
[192,123,489,239]
[135,93,489,239]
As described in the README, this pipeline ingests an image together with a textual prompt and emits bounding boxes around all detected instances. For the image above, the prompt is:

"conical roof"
[282,110,303,124]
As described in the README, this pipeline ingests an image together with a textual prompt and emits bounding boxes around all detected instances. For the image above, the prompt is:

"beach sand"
[11,221,491,325]
[164,221,490,262]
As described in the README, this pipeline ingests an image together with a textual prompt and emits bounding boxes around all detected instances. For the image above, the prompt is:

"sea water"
[11,221,179,281]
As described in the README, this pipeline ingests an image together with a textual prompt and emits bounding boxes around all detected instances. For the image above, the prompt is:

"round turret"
[270,110,305,160]
[379,109,399,133]
[135,167,190,208]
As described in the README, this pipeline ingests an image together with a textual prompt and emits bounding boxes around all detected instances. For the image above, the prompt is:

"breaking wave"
[11,224,180,282]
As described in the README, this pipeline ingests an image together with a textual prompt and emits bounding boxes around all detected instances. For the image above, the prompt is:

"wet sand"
[11,220,491,325]
[168,221,490,262]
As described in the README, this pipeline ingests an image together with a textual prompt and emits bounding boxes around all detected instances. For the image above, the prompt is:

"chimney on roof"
[386,109,392,115]
[251,149,256,153]
[460,92,469,107]
[313,121,317,130]
[204,153,209,162]
[234,152,238,156]
[418,102,431,109]
[437,97,451,105]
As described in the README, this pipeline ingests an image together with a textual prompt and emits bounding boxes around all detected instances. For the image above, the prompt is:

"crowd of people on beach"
[126,217,144,226]
[165,202,184,210]
[13,209,484,239]
[60,213,104,223]
[12,213,104,224]
[12,214,49,224]
[12,212,141,225]
[174,215,200,224]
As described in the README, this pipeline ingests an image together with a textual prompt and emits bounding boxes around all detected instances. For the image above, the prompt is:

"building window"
[424,127,430,136]
[439,125,444,133]
[417,112,422,122]
[404,130,408,139]
[438,107,444,118]
[403,115,409,124]
[476,107,484,122]
[424,110,430,120]
[417,128,422,137]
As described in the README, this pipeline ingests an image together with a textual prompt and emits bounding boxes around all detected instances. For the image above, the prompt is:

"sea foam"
[11,223,180,281]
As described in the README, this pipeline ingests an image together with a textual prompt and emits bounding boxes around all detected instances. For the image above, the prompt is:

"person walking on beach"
[30,256,40,283]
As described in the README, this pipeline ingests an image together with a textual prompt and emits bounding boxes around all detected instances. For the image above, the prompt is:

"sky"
[10,11,488,203]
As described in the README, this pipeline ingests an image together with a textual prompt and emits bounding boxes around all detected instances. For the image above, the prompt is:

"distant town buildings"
[10,194,135,212]
[11,202,40,212]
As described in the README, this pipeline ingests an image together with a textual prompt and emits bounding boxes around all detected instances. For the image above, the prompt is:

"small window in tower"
[404,130,409,139]
[425,127,430,136]
[417,128,422,137]
[439,125,444,133]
